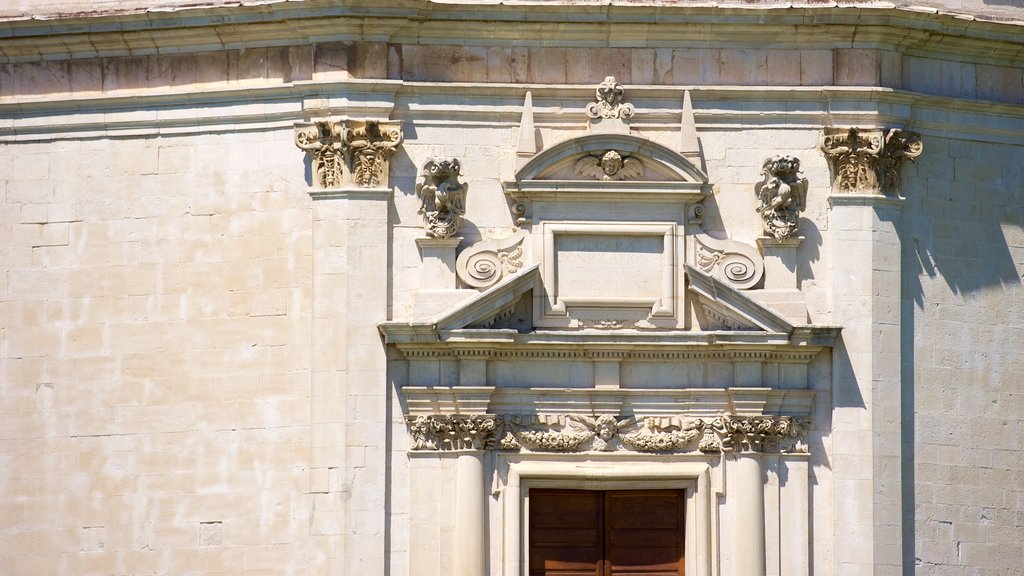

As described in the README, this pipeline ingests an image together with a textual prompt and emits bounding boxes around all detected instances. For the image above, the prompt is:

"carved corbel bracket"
[455,230,529,289]
[294,119,403,190]
[822,127,922,196]
[408,413,810,454]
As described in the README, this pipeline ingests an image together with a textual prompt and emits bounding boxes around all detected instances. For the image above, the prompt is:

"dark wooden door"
[529,489,685,576]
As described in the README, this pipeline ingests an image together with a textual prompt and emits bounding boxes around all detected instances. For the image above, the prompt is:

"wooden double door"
[529,489,685,576]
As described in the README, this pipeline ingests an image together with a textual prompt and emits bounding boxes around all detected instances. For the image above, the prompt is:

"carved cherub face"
[595,415,618,440]
[596,76,624,105]
[599,151,623,176]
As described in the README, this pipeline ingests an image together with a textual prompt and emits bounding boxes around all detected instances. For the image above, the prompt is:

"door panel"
[529,489,684,576]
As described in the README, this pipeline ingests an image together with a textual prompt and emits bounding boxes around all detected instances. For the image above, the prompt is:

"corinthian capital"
[822,127,922,196]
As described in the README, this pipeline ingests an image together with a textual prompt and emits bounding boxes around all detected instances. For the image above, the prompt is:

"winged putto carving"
[574,150,645,181]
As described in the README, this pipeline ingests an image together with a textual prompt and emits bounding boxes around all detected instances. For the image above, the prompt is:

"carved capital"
[755,156,807,240]
[294,119,403,189]
[585,76,635,120]
[409,413,810,454]
[408,415,499,451]
[822,127,922,196]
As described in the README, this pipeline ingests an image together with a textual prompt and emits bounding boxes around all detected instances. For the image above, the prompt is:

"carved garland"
[408,414,809,454]
[294,119,403,189]
[822,127,922,196]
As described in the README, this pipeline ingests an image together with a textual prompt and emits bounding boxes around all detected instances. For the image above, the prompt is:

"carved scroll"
[755,155,807,240]
[294,119,403,189]
[822,127,922,195]
[416,158,467,239]
[692,233,764,290]
[585,76,635,120]
[456,230,528,289]
[409,413,810,454]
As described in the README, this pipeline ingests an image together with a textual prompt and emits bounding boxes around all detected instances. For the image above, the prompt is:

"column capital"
[822,127,922,197]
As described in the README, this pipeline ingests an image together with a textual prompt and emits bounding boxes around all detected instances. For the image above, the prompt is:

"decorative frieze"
[574,150,645,181]
[416,158,467,239]
[585,76,635,120]
[408,413,809,454]
[755,156,807,240]
[294,119,403,189]
[822,127,922,195]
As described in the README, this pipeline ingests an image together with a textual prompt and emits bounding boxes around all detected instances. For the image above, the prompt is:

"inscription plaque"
[555,235,662,299]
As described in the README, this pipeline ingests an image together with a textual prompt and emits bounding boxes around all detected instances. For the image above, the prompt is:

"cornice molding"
[2,4,1023,66]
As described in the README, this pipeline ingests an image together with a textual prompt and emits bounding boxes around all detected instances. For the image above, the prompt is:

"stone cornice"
[3,83,1024,146]
[2,3,1023,65]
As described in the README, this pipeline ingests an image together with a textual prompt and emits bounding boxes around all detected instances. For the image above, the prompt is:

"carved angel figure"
[416,158,467,239]
[574,150,644,181]
[755,155,808,240]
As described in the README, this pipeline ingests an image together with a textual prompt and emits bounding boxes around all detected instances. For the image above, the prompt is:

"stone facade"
[1,2,1023,576]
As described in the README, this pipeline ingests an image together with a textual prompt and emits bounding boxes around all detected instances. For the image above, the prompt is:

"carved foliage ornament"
[585,76,635,120]
[755,155,808,240]
[574,150,645,181]
[416,158,467,239]
[408,414,809,454]
[822,127,922,195]
[294,119,403,189]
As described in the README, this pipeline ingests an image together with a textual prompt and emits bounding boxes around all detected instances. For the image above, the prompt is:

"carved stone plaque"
[555,235,662,299]
[540,222,677,325]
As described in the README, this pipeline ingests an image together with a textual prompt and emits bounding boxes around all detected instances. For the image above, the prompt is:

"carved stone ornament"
[294,119,403,189]
[574,150,645,181]
[455,229,528,289]
[822,127,922,195]
[692,231,764,290]
[755,155,808,240]
[416,158,467,239]
[294,121,346,188]
[409,414,809,454]
[585,76,635,120]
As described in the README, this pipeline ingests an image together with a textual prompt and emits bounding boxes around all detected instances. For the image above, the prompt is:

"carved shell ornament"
[585,76,635,120]
[574,150,645,181]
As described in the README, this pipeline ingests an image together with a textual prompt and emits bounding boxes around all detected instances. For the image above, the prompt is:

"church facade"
[1,1,1023,575]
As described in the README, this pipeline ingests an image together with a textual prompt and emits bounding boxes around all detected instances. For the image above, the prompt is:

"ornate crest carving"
[409,414,810,454]
[294,121,346,188]
[585,76,635,120]
[755,155,807,240]
[574,150,645,181]
[294,119,403,189]
[416,158,467,239]
[692,233,764,290]
[455,230,528,289]
[822,127,922,195]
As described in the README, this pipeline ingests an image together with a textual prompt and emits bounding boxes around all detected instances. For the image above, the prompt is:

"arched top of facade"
[515,132,708,184]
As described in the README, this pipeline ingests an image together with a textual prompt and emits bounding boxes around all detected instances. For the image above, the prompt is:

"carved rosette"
[455,230,528,289]
[408,415,499,451]
[585,76,635,120]
[294,119,403,189]
[822,127,922,195]
[755,155,807,240]
[409,414,809,454]
[416,158,467,239]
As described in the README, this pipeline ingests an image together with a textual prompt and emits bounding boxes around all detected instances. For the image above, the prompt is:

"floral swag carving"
[416,158,467,239]
[455,229,528,289]
[755,155,807,240]
[822,127,922,195]
[294,119,403,189]
[585,76,635,120]
[408,414,810,454]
